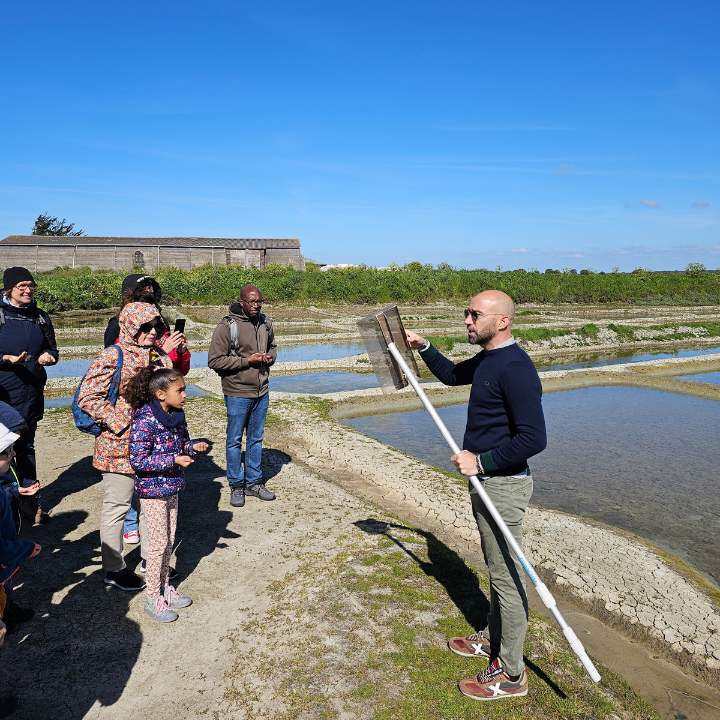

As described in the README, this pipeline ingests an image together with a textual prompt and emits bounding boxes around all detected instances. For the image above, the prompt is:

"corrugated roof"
[1,235,300,249]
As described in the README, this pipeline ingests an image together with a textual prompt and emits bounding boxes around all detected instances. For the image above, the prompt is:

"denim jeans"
[224,393,269,487]
[123,494,139,534]
[470,473,533,677]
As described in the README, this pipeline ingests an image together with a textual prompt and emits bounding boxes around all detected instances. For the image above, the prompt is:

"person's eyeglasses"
[139,321,163,334]
[0,446,14,457]
[15,283,36,291]
[464,309,501,322]
[242,299,263,306]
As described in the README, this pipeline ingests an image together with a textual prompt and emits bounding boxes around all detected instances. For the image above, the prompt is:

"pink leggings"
[139,494,179,600]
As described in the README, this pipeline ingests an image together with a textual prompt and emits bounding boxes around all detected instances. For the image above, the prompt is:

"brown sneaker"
[448,630,494,658]
[459,657,528,701]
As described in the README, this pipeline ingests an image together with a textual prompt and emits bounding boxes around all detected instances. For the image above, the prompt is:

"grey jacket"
[207,305,277,398]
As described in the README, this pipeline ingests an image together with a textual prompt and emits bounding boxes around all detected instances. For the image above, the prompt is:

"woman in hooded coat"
[78,302,172,591]
[0,267,58,524]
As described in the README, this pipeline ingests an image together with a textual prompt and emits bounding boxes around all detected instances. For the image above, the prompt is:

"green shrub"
[30,264,720,312]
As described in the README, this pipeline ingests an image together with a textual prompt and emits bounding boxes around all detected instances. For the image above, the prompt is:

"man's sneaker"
[104,567,146,591]
[140,560,178,581]
[458,657,528,701]
[448,630,495,658]
[246,483,275,501]
[164,585,192,609]
[2,601,35,625]
[123,530,140,544]
[0,694,19,718]
[230,486,245,507]
[144,596,178,623]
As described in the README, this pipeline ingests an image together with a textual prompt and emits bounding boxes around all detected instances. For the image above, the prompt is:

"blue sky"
[1,1,718,271]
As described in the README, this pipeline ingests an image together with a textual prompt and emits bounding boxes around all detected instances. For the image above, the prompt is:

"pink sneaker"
[123,530,140,544]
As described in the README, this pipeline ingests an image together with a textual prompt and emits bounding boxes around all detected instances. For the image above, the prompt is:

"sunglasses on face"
[464,309,502,322]
[242,299,262,306]
[0,446,14,457]
[139,321,163,334]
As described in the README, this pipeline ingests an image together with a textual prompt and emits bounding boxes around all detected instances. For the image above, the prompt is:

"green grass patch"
[607,323,636,340]
[263,520,659,720]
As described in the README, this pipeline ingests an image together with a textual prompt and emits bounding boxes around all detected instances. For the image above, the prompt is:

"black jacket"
[0,295,59,422]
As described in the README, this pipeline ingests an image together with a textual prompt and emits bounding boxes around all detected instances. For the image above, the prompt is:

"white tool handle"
[387,342,601,683]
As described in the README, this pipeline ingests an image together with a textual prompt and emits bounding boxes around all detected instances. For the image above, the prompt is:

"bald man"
[406,290,546,701]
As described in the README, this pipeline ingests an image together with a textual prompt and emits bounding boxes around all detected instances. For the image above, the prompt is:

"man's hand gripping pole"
[386,341,601,683]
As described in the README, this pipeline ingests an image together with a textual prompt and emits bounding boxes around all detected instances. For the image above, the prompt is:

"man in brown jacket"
[208,285,277,507]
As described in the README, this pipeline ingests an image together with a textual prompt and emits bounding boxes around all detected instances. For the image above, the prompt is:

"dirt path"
[0,402,382,718]
[2,399,719,719]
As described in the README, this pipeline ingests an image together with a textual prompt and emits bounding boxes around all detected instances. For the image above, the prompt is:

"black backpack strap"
[223,315,240,356]
[258,312,272,353]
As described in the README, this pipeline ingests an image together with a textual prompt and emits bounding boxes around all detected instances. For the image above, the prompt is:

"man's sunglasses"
[464,309,502,322]
[0,446,14,457]
[139,321,164,334]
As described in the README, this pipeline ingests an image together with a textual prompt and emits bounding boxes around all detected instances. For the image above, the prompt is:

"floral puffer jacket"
[77,303,172,473]
[129,401,196,498]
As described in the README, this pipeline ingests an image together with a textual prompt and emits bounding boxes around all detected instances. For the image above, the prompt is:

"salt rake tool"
[357,304,601,684]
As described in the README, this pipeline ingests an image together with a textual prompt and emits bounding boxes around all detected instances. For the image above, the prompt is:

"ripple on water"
[344,386,720,586]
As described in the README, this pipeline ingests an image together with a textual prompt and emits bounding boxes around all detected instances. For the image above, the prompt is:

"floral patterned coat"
[77,303,172,473]
[128,403,195,497]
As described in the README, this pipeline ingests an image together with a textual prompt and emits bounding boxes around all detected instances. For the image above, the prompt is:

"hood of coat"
[229,302,261,323]
[122,274,162,303]
[0,400,28,435]
[118,302,161,347]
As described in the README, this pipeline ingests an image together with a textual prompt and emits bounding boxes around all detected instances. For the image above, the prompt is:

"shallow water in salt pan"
[345,386,720,585]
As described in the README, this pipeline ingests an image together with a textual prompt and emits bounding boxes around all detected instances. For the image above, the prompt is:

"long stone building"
[0,236,305,272]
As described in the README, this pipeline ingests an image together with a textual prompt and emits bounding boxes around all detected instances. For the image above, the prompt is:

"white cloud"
[640,199,660,208]
[511,248,529,253]
[692,200,710,207]
[554,163,577,175]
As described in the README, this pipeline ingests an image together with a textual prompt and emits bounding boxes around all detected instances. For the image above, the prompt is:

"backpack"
[224,313,272,356]
[71,346,124,435]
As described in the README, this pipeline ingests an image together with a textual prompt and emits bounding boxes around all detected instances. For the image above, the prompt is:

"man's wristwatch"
[476,454,484,475]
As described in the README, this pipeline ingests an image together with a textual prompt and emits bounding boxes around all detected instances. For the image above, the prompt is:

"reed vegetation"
[33,264,720,312]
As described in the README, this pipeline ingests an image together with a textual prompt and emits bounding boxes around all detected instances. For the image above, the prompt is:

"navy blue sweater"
[421,341,546,476]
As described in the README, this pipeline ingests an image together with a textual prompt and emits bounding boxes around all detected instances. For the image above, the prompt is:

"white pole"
[387,342,601,683]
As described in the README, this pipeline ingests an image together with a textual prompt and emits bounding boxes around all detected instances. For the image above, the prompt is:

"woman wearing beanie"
[78,302,173,591]
[0,266,58,525]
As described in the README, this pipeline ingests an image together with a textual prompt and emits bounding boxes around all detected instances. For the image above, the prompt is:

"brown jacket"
[208,305,277,398]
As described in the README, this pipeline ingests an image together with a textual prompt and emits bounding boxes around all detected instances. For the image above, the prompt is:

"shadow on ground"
[354,517,567,700]
[0,444,240,718]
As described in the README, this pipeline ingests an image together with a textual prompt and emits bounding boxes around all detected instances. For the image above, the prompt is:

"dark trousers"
[16,420,39,520]
[15,419,37,484]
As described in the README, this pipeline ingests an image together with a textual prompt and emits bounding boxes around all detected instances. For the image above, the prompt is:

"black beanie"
[121,273,161,302]
[3,267,35,291]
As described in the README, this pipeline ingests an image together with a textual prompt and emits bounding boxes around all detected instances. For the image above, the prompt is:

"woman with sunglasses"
[103,273,189,375]
[0,267,58,525]
[77,302,172,592]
